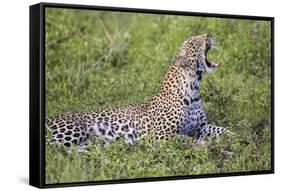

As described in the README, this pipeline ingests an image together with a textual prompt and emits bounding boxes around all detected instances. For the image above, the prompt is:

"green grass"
[45,8,272,184]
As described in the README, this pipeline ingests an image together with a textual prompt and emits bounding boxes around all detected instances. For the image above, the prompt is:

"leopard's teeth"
[210,61,221,68]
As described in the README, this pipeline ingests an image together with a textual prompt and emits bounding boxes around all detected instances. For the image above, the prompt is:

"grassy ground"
[45,8,272,184]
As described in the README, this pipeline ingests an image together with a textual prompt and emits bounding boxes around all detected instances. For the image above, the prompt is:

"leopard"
[46,33,232,147]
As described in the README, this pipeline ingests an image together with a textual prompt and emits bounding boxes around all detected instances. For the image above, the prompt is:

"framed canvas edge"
[42,171,274,189]
[270,17,275,174]
[42,2,274,20]
[29,3,44,188]
[29,2,275,189]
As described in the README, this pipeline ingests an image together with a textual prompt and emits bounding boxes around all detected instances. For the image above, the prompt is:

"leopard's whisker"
[211,39,220,47]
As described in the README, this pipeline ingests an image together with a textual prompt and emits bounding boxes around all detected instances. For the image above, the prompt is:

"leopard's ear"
[172,56,188,67]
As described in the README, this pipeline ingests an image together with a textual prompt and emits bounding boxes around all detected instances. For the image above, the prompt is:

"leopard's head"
[175,34,221,75]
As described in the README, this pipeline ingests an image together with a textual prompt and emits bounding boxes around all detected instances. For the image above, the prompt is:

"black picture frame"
[29,2,275,189]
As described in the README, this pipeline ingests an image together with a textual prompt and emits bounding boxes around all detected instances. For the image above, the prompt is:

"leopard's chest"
[178,98,204,136]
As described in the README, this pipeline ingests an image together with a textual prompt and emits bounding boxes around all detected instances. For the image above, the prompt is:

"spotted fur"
[46,34,231,147]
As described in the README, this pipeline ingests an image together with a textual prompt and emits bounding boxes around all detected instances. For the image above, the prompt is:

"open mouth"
[205,42,221,68]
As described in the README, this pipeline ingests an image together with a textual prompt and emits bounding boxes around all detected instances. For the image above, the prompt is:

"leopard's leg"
[125,128,139,145]
[117,123,138,145]
[87,123,119,143]
[197,124,234,140]
[87,121,138,145]
[196,111,234,140]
